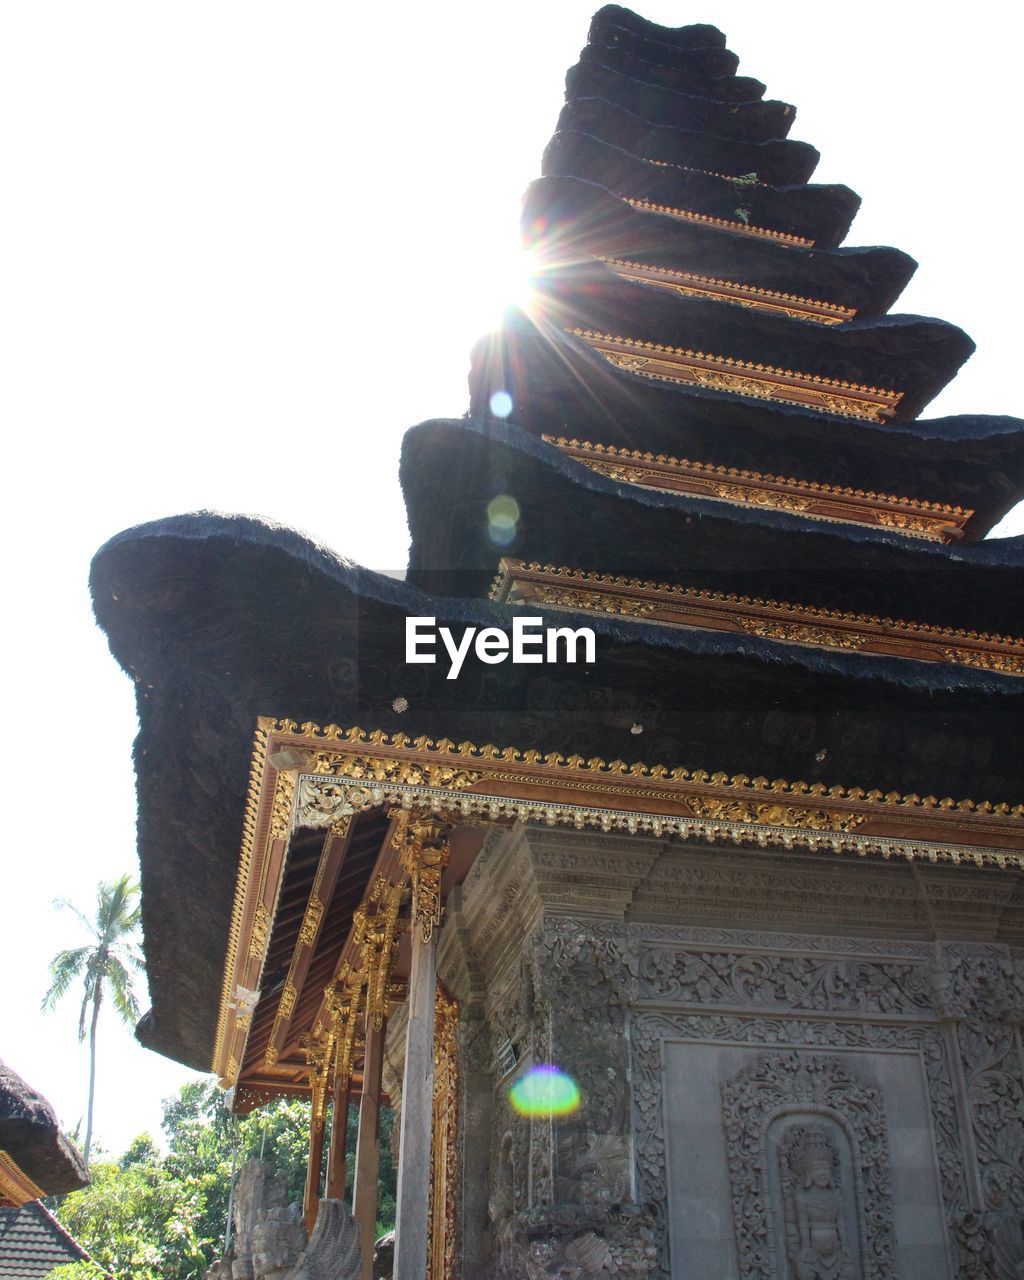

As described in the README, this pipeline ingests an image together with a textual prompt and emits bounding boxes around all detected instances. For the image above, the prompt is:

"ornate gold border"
[600,257,855,325]
[491,560,1024,676]
[0,1151,45,1207]
[570,328,903,422]
[544,436,970,542]
[624,196,814,246]
[214,718,1024,1077]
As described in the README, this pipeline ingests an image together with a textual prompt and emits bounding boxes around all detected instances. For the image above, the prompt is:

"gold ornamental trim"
[544,436,970,543]
[491,560,1024,678]
[0,1151,46,1207]
[212,718,272,1084]
[214,719,1024,1076]
[570,328,903,422]
[623,196,814,247]
[642,157,769,187]
[600,258,855,325]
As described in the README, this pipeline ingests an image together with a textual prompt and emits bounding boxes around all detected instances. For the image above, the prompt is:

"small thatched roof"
[0,1061,88,1198]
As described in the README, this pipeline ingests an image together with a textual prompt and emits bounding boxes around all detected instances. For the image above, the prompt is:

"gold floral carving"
[278,981,297,1020]
[534,585,658,619]
[269,768,297,841]
[428,987,460,1280]
[572,328,902,423]
[249,901,271,960]
[307,751,483,793]
[738,619,869,650]
[688,794,866,833]
[713,483,813,512]
[599,257,855,325]
[543,436,970,543]
[297,895,325,948]
[402,815,455,945]
[942,649,1024,675]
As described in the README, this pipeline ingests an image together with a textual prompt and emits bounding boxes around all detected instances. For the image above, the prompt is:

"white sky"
[2,1,1022,1157]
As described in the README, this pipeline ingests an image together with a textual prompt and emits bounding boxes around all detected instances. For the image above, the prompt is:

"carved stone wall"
[430,825,1024,1280]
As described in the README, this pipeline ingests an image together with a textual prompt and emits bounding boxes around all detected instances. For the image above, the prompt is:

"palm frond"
[41,947,90,1011]
[106,955,141,1026]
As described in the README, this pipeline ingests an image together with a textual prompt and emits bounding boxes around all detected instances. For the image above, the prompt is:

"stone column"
[392,815,452,1280]
[325,1074,350,1202]
[352,1011,386,1279]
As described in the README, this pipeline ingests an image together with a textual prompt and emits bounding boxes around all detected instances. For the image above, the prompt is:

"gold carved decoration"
[571,329,903,423]
[600,258,855,325]
[249,901,271,960]
[269,769,297,841]
[403,816,455,945]
[738,619,869,650]
[0,1151,46,1207]
[544,436,970,543]
[942,649,1024,675]
[278,981,297,1020]
[306,751,482,793]
[713,483,813,512]
[428,987,460,1280]
[493,560,1024,679]
[688,795,866,833]
[623,196,814,246]
[297,895,325,948]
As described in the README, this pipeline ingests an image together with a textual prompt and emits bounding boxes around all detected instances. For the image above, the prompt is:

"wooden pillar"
[392,815,451,1280]
[392,918,438,1280]
[303,1108,326,1235]
[352,1013,387,1279]
[325,1073,351,1202]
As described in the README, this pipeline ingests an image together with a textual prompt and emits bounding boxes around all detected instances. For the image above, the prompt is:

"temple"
[91,7,1024,1279]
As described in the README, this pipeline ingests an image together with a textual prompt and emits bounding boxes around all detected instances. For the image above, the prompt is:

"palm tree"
[42,874,144,1164]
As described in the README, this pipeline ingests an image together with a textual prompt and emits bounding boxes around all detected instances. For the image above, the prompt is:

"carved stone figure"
[250,1205,307,1279]
[281,1199,361,1280]
[784,1126,856,1280]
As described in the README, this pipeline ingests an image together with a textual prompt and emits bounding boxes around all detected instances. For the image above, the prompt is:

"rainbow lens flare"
[509,1065,581,1118]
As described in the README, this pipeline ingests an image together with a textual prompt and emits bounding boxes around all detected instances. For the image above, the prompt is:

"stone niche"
[433,823,1024,1280]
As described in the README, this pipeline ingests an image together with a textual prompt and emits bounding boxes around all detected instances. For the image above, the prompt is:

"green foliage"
[55,1079,399,1277]
[56,1160,211,1279]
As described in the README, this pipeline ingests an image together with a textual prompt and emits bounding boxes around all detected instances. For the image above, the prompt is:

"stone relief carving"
[779,1123,858,1280]
[721,1052,893,1279]
[954,1208,1024,1280]
[638,946,932,1015]
[631,1013,964,1280]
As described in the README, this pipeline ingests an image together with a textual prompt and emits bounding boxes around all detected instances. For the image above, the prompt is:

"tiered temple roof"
[91,2,1024,1208]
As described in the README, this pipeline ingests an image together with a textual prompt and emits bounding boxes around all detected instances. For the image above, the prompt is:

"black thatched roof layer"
[514,265,972,423]
[564,59,795,144]
[558,98,819,185]
[89,512,1024,1068]
[577,42,766,103]
[588,7,739,78]
[401,418,1024,634]
[468,324,1024,536]
[0,1063,87,1198]
[522,175,915,316]
[542,130,859,247]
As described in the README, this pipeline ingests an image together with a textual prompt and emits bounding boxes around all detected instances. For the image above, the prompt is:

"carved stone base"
[495,1204,657,1279]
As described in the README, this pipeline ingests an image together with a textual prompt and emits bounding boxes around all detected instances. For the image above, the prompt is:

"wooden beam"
[325,1074,351,1202]
[265,815,356,1067]
[392,922,438,1280]
[303,1108,326,1236]
[352,1013,386,1279]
